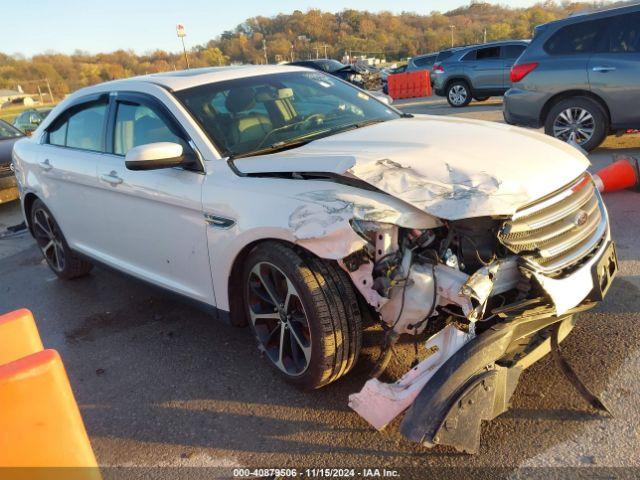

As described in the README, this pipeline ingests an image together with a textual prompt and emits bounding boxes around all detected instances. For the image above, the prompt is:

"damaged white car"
[13,66,617,453]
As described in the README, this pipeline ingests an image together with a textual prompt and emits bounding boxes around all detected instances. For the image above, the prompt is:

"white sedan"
[12,65,617,452]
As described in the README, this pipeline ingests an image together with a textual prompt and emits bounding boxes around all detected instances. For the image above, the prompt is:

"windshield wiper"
[229,137,317,160]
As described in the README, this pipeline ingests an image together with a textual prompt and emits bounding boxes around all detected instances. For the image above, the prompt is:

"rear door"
[588,12,640,127]
[502,43,528,87]
[463,46,503,92]
[38,96,109,252]
[95,92,214,304]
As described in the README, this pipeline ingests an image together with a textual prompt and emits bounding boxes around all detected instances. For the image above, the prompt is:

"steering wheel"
[294,113,325,131]
[255,114,326,150]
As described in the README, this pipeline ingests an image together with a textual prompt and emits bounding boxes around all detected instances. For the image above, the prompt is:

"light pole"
[176,23,190,69]
[449,25,455,47]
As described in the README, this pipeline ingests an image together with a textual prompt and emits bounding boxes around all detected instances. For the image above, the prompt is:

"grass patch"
[0,103,57,124]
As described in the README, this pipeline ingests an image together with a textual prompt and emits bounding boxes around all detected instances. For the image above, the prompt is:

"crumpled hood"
[232,115,590,219]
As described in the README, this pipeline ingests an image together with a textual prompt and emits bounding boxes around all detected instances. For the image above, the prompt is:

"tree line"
[0,1,613,97]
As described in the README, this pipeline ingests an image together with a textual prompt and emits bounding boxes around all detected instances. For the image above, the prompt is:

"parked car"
[381,64,407,93]
[13,108,52,135]
[288,59,381,90]
[406,53,438,71]
[0,120,24,204]
[504,3,640,151]
[12,65,617,452]
[432,40,530,107]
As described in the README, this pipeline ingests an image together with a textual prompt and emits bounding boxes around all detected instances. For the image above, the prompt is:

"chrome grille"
[499,174,607,275]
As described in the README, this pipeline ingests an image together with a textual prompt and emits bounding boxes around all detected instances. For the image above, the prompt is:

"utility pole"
[449,25,456,47]
[262,39,268,64]
[314,45,319,59]
[176,23,190,69]
[45,78,53,103]
[483,28,487,43]
[37,85,43,104]
[322,44,329,59]
[290,43,295,62]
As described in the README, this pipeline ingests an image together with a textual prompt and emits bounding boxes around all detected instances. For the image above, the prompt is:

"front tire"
[473,96,490,102]
[544,96,607,151]
[243,242,362,390]
[446,80,472,107]
[30,199,93,280]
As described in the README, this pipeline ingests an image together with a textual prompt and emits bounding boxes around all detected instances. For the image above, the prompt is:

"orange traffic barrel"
[593,155,640,193]
[0,309,43,365]
[0,349,99,474]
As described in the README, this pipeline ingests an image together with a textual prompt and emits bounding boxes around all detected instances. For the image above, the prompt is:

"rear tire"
[243,242,362,390]
[544,96,608,152]
[446,80,472,107]
[30,199,93,280]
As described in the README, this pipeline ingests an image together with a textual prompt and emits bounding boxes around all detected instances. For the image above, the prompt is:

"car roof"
[538,2,639,29]
[413,52,437,59]
[75,65,312,94]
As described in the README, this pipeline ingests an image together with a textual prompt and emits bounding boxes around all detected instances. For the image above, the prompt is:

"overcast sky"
[5,0,541,56]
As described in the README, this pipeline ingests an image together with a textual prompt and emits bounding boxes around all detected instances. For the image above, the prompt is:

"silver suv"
[432,40,529,107]
[504,4,640,151]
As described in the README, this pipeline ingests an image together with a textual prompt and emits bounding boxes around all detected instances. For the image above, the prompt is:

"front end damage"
[292,172,618,453]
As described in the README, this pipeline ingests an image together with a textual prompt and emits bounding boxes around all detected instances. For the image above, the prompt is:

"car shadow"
[0,241,638,469]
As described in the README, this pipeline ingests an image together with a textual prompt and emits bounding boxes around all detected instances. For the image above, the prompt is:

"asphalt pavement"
[1,97,639,478]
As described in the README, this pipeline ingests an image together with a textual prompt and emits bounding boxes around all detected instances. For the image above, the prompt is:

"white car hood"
[232,115,590,220]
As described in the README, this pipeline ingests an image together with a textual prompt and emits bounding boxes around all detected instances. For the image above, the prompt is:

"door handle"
[100,171,123,186]
[39,159,52,171]
[592,66,616,72]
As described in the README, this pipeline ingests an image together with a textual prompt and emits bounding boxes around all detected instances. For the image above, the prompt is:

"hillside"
[0,2,615,97]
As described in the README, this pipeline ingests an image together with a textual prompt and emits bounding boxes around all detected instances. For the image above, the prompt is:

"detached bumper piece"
[400,300,596,454]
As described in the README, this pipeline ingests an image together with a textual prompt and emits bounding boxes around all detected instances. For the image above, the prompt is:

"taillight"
[510,62,538,83]
[433,64,444,73]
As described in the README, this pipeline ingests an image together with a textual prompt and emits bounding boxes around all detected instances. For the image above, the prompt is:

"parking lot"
[2,98,640,476]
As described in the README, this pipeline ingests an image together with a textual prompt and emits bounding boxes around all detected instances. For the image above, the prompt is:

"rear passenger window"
[47,102,107,152]
[475,46,501,60]
[413,56,434,67]
[544,19,607,55]
[503,44,526,59]
[461,50,476,61]
[608,13,640,53]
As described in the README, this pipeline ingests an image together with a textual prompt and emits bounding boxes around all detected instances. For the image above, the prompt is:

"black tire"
[446,80,472,107]
[30,199,93,280]
[473,96,490,102]
[544,96,608,152]
[243,241,362,390]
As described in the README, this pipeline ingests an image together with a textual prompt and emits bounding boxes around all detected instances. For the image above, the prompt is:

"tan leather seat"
[225,87,272,150]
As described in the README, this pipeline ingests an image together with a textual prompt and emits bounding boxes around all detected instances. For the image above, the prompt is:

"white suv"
[12,66,617,452]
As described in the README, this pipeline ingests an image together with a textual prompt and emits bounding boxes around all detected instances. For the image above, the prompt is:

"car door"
[37,95,110,253]
[502,44,527,87]
[95,92,214,305]
[463,46,503,92]
[588,12,640,127]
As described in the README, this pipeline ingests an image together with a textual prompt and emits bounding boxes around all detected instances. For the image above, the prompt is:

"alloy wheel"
[247,262,312,376]
[449,85,468,106]
[32,207,65,273]
[552,107,595,145]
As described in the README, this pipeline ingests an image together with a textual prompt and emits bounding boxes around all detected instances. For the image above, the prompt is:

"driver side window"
[113,102,188,155]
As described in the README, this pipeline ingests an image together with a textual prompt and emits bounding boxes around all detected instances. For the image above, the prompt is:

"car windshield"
[175,71,400,158]
[0,120,23,139]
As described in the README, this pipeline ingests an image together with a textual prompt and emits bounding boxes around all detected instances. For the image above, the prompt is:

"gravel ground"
[1,97,639,478]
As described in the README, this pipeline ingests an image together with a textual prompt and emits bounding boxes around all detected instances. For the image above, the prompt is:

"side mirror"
[125,142,186,171]
[30,115,42,125]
